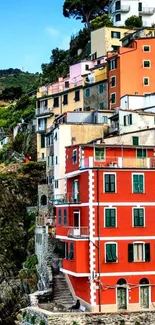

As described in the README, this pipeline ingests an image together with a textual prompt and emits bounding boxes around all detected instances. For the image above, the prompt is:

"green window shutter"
[105,174,110,192]
[134,209,139,226]
[142,149,146,158]
[111,209,116,227]
[106,244,113,262]
[138,2,142,11]
[124,116,126,126]
[99,84,104,94]
[110,174,115,192]
[108,61,111,71]
[105,209,111,227]
[128,244,133,262]
[139,175,144,193]
[111,244,117,261]
[65,242,68,259]
[145,243,150,262]
[115,59,117,69]
[139,209,144,226]
[133,137,139,146]
[129,114,132,125]
[133,175,139,193]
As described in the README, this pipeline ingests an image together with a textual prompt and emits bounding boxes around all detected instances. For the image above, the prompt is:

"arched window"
[41,195,47,206]
[117,279,127,310]
[139,278,149,285]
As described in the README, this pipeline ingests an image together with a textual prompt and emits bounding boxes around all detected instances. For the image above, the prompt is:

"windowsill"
[104,192,116,194]
[133,260,145,263]
[105,261,117,263]
[132,192,145,194]
[105,226,117,228]
[133,226,144,228]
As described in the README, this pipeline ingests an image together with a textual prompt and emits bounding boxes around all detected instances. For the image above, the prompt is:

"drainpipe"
[97,168,101,312]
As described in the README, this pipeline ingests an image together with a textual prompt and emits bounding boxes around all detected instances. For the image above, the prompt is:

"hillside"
[0,69,41,94]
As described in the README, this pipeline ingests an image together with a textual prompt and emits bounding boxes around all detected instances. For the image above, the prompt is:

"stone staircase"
[53,273,75,309]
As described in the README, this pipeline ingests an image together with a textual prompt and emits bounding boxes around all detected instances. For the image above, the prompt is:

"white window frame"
[143,60,151,68]
[104,207,117,228]
[143,77,149,86]
[133,241,145,262]
[105,242,118,263]
[110,59,117,70]
[94,147,106,161]
[132,173,145,194]
[72,149,77,164]
[111,92,116,104]
[143,45,150,52]
[103,172,117,193]
[110,76,116,88]
[132,207,145,227]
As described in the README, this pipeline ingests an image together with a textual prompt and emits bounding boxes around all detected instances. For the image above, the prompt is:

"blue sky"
[0,0,82,73]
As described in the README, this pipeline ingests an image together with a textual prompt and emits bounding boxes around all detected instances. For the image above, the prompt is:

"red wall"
[62,240,89,274]
[68,275,90,303]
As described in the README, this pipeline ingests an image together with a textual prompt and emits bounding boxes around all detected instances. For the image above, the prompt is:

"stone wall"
[22,308,155,325]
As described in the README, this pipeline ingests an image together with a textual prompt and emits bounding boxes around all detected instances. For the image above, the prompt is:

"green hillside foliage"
[0,69,41,94]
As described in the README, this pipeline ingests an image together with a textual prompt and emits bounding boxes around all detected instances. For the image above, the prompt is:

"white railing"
[50,193,80,204]
[80,157,155,169]
[141,7,155,14]
[68,227,89,238]
[35,107,52,115]
[120,5,130,12]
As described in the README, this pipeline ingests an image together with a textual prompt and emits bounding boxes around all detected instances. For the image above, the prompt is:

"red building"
[54,142,155,312]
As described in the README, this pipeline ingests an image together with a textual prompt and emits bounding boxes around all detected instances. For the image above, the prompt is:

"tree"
[91,14,113,30]
[0,86,23,101]
[125,15,142,28]
[63,0,109,28]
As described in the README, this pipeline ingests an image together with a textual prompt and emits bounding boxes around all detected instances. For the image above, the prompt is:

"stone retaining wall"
[22,308,155,325]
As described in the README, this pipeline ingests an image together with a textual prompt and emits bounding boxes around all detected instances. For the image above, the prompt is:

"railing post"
[118,157,123,168]
[146,158,150,169]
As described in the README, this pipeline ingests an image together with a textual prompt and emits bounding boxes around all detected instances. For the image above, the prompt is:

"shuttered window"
[105,174,116,193]
[64,209,67,226]
[132,136,139,146]
[133,208,144,227]
[58,209,62,225]
[128,243,150,262]
[105,209,116,227]
[137,149,146,158]
[133,174,144,193]
[106,243,117,262]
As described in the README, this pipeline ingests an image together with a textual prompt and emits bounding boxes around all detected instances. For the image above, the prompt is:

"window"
[100,102,105,110]
[115,0,121,10]
[72,149,77,164]
[85,64,89,70]
[85,88,90,98]
[102,115,108,123]
[64,242,68,259]
[115,13,121,22]
[63,94,68,105]
[124,114,132,126]
[109,59,117,71]
[137,149,146,158]
[41,134,45,148]
[41,152,44,160]
[132,136,139,146]
[105,243,117,262]
[143,60,151,68]
[133,208,144,227]
[58,209,62,225]
[138,2,142,11]
[72,180,79,202]
[111,93,116,104]
[104,174,116,193]
[95,147,105,160]
[74,90,80,102]
[98,84,104,94]
[54,132,57,141]
[133,174,144,193]
[84,106,90,111]
[111,31,121,39]
[105,208,116,227]
[111,76,116,87]
[65,81,69,88]
[53,97,59,107]
[143,77,149,86]
[64,209,67,226]
[41,195,47,206]
[55,180,59,189]
[143,45,150,52]
[128,243,150,262]
[68,242,74,260]
[97,59,101,65]
[55,156,58,164]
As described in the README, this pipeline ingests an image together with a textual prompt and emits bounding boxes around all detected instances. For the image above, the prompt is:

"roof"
[66,142,155,149]
[104,126,155,139]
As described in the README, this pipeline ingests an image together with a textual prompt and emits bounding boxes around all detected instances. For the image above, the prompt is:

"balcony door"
[73,211,80,236]
[72,180,79,202]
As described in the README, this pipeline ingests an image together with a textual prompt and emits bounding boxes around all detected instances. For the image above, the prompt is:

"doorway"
[117,279,127,310]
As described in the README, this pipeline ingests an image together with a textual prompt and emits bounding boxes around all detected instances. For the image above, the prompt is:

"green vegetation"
[91,14,112,30]
[125,15,142,28]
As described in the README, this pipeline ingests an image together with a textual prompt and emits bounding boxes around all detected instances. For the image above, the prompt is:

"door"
[117,287,127,310]
[140,286,149,309]
[72,180,79,202]
[73,211,80,236]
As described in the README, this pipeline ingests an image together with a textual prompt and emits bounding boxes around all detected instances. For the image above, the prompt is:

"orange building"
[108,37,155,109]
[53,143,155,312]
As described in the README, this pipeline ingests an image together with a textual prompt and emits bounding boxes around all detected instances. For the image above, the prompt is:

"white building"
[109,0,155,27]
[121,93,155,111]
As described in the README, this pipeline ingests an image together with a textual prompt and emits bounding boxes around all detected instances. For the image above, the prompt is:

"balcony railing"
[80,156,155,169]
[140,7,155,15]
[36,216,55,227]
[50,193,80,204]
[120,5,130,12]
[35,107,52,116]
[37,125,47,132]
[68,227,89,238]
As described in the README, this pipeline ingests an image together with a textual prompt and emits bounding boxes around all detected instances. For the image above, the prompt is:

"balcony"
[35,107,52,117]
[80,156,155,169]
[68,227,89,238]
[140,7,155,15]
[50,193,80,205]
[37,124,47,133]
[113,4,130,13]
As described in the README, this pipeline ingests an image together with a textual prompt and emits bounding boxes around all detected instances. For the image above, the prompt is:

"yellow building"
[91,26,135,58]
